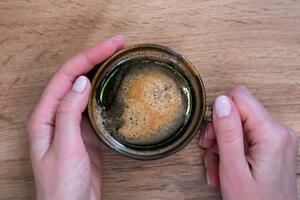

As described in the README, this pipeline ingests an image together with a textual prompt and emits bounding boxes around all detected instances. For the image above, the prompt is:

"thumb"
[213,95,250,176]
[52,76,91,154]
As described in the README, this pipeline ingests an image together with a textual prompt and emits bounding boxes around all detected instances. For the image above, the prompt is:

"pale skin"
[26,36,298,200]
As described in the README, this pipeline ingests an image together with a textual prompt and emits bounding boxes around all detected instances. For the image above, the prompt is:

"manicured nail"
[199,135,203,146]
[199,126,208,146]
[109,35,124,43]
[204,126,209,139]
[206,169,211,186]
[214,95,232,118]
[72,76,87,93]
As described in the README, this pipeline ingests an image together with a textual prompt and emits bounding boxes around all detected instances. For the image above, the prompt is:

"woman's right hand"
[199,86,298,200]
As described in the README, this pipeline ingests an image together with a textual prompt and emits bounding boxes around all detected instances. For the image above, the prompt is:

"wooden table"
[1,0,300,199]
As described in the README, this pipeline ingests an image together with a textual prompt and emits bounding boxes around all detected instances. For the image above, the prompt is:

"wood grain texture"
[0,0,300,199]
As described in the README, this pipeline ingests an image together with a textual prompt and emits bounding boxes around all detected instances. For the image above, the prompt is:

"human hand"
[26,35,125,200]
[199,86,298,200]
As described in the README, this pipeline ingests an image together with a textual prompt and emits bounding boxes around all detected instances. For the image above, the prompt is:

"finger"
[213,95,250,176]
[227,85,274,142]
[52,76,91,155]
[199,123,216,149]
[203,144,219,188]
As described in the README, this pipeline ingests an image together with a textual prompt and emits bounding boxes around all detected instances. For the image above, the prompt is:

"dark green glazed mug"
[88,44,212,160]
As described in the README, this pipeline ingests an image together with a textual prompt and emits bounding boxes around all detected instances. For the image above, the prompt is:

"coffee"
[94,58,192,146]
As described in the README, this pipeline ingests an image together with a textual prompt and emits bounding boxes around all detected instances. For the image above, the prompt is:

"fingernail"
[215,95,231,118]
[199,134,203,146]
[108,35,124,43]
[204,126,209,139]
[206,169,211,186]
[72,76,87,93]
[199,126,208,146]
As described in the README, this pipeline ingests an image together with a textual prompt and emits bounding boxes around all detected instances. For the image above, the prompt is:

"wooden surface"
[1,0,300,199]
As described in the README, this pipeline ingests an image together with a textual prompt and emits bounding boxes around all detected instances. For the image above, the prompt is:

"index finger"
[33,35,125,124]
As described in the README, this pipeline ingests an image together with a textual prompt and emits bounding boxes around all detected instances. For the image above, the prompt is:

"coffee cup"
[88,44,212,160]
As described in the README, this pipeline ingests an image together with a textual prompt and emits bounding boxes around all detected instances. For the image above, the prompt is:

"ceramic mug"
[88,44,212,160]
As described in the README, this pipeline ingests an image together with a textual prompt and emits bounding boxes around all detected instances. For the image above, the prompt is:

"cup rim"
[88,44,207,160]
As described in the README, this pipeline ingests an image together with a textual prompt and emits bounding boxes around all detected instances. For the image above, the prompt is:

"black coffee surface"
[95,59,191,146]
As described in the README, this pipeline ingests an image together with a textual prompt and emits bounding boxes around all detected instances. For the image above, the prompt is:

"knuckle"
[26,111,38,131]
[203,146,219,166]
[268,123,295,151]
[230,85,249,96]
[288,128,297,140]
[234,84,248,91]
[57,104,69,114]
[203,151,210,166]
[288,128,298,148]
[25,115,32,130]
[293,135,298,148]
[57,94,82,115]
[260,119,275,132]
[57,99,73,114]
[218,127,242,144]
